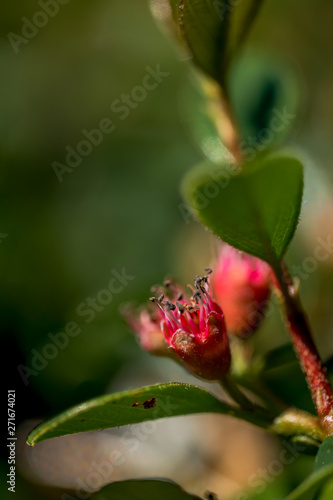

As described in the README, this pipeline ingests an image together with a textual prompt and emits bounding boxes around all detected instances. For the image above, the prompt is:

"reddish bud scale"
[170,311,231,380]
[212,245,272,338]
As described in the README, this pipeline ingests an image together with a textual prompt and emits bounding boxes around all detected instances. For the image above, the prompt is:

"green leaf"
[252,344,313,413]
[318,478,333,500]
[314,437,333,472]
[283,438,333,500]
[179,51,300,164]
[229,49,300,152]
[179,0,264,85]
[182,154,303,268]
[169,0,181,20]
[27,382,272,446]
[91,479,203,500]
[256,344,298,374]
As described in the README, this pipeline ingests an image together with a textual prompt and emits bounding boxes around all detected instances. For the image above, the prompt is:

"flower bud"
[122,305,169,356]
[124,273,231,380]
[152,272,231,380]
[212,245,272,338]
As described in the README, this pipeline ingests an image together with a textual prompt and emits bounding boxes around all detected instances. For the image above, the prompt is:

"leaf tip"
[26,437,35,447]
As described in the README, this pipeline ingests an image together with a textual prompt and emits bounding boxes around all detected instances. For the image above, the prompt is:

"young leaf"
[179,0,264,85]
[27,382,272,446]
[91,479,203,500]
[182,154,303,269]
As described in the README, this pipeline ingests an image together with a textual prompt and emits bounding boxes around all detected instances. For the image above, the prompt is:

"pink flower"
[122,304,169,356]
[124,273,230,380]
[149,272,231,380]
[212,245,272,338]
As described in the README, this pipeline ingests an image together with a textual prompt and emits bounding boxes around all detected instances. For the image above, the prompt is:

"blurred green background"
[2,0,333,499]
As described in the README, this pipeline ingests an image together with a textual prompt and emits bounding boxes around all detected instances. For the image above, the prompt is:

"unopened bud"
[212,245,272,338]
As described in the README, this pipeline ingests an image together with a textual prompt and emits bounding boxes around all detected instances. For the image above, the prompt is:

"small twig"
[273,261,333,436]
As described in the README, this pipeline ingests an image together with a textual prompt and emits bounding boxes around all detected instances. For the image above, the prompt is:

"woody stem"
[274,261,333,435]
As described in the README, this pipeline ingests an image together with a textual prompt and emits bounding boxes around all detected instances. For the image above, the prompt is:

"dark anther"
[158,294,165,302]
[164,301,176,311]
[205,268,213,275]
[176,301,185,313]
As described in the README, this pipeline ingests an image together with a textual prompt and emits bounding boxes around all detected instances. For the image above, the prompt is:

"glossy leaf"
[179,0,264,85]
[92,479,203,500]
[182,154,303,268]
[27,382,272,446]
[314,437,333,472]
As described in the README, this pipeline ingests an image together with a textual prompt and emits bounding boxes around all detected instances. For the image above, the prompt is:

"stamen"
[194,276,206,294]
[164,301,176,311]
[185,309,199,333]
[176,301,185,313]
[164,303,183,331]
